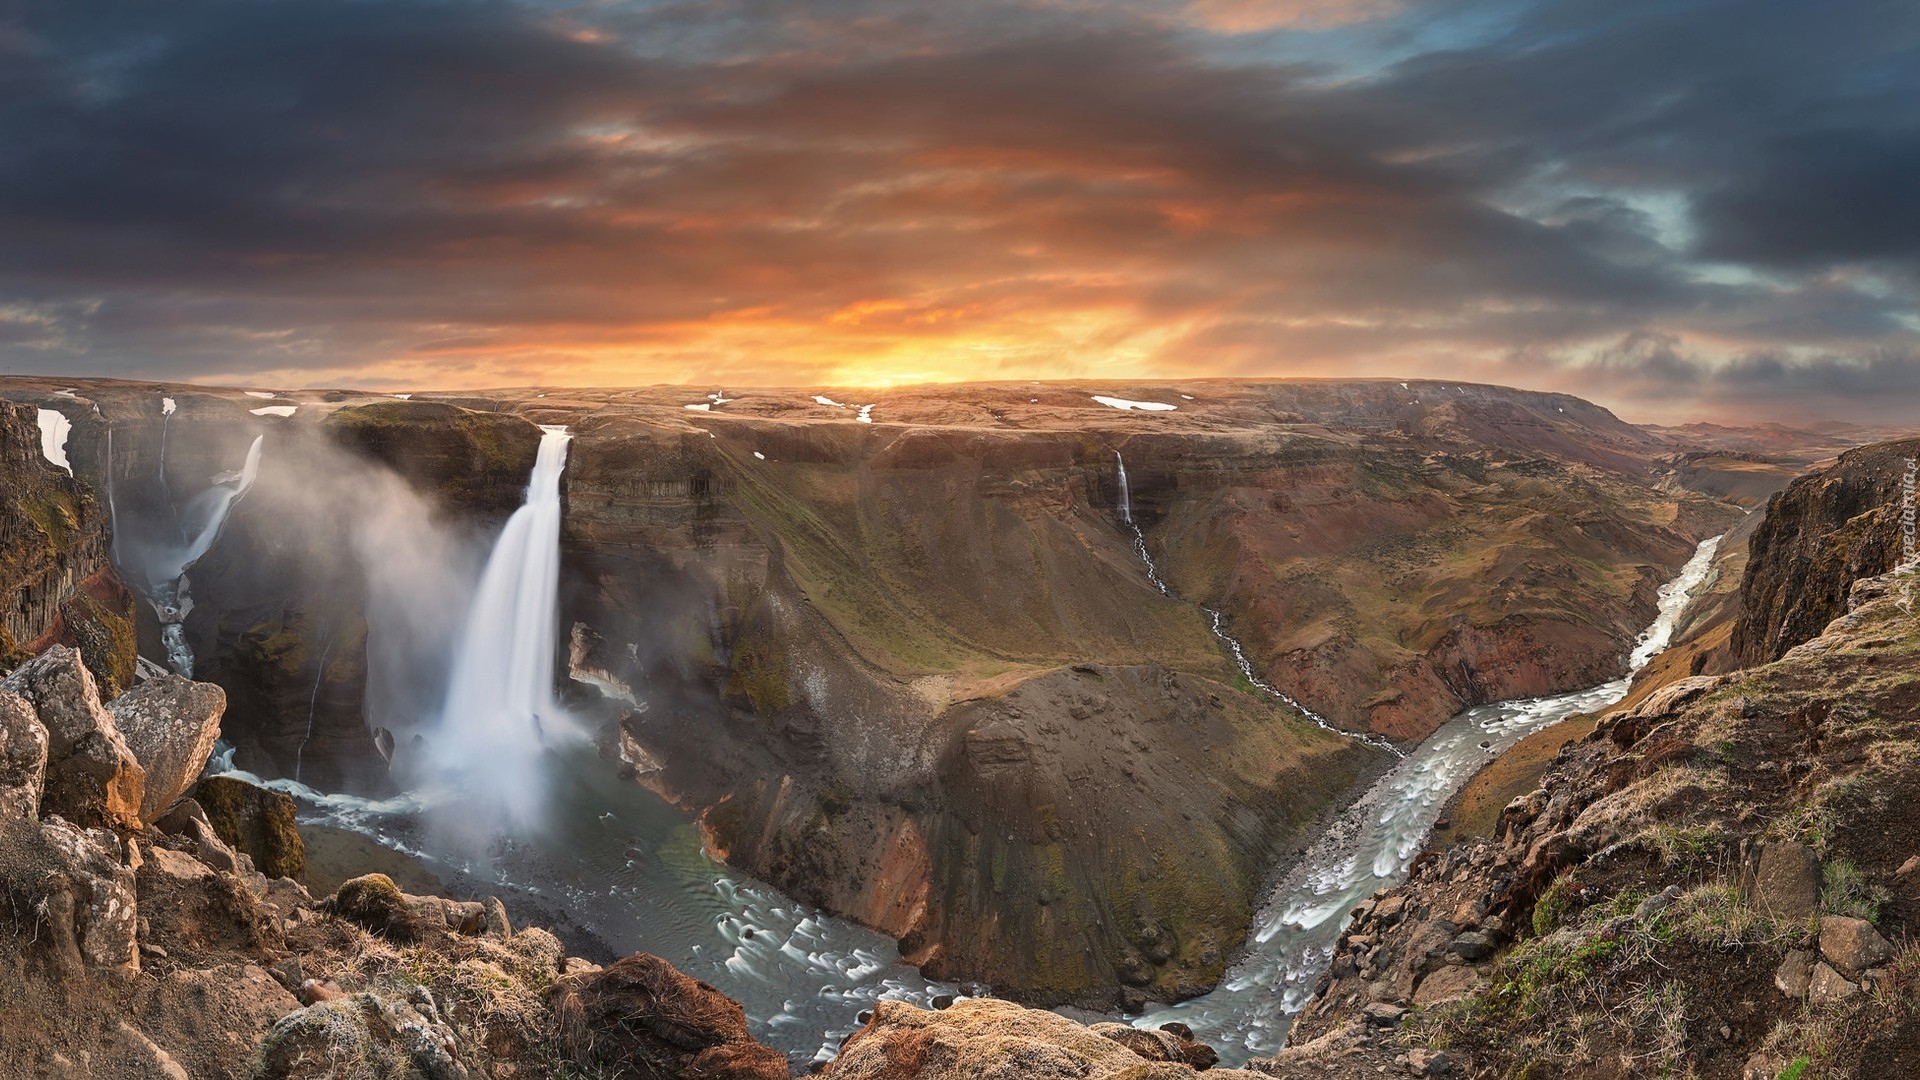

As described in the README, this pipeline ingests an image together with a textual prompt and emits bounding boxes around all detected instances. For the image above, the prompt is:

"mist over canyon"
[0,374,1909,1077]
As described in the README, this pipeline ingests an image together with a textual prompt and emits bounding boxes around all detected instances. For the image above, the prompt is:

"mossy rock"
[194,775,306,880]
[59,586,137,699]
[252,995,399,1079]
[323,873,422,942]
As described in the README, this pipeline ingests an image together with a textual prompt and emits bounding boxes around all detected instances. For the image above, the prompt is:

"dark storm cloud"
[0,0,1913,419]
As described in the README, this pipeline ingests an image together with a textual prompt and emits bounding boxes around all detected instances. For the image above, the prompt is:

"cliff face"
[1729,437,1920,667]
[543,383,1734,1005]
[0,400,131,696]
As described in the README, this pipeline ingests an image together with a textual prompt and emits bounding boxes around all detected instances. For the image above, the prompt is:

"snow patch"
[752,451,766,460]
[812,395,846,408]
[856,404,874,423]
[708,391,734,405]
[685,403,712,411]
[1092,395,1177,412]
[250,405,297,418]
[54,388,77,398]
[1180,394,1194,400]
[392,393,412,400]
[244,390,276,399]
[35,409,72,475]
[161,397,176,416]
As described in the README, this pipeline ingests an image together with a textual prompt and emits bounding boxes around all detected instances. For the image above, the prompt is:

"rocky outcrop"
[551,954,793,1079]
[0,690,48,819]
[1290,565,1920,1078]
[1730,437,1920,665]
[323,400,543,517]
[0,616,793,1080]
[193,774,305,879]
[2,646,145,829]
[0,399,117,682]
[34,813,141,976]
[823,998,1264,1079]
[692,663,1382,1008]
[111,674,226,823]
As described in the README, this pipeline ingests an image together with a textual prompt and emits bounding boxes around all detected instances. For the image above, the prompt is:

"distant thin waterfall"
[1113,450,1167,593]
[1112,449,1399,756]
[432,425,576,831]
[293,634,334,784]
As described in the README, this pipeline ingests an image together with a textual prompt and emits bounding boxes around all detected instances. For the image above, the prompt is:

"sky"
[1,0,1916,424]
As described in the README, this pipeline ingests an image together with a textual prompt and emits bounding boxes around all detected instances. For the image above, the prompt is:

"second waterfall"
[428,425,578,834]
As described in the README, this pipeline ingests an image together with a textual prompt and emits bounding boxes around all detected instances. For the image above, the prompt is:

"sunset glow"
[0,1,1916,422]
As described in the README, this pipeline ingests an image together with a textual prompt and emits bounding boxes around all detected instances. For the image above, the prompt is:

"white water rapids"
[1135,534,1723,1062]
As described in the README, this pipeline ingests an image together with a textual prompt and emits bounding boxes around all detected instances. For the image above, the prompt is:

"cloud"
[0,0,1913,423]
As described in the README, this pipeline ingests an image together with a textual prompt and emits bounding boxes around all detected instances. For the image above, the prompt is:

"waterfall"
[1112,449,1396,755]
[430,425,576,831]
[293,634,334,784]
[1113,450,1167,594]
[108,421,266,678]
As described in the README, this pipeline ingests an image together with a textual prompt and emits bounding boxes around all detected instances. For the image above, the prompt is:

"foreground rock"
[195,773,305,879]
[552,953,792,1079]
[823,998,1264,1079]
[0,643,794,1079]
[2,646,144,828]
[110,674,226,823]
[1290,565,1920,1078]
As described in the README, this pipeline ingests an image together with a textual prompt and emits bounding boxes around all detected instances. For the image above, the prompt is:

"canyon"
[0,374,1891,1078]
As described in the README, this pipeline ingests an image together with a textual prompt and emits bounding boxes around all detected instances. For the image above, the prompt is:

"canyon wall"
[2,378,1746,1007]
[1730,437,1920,666]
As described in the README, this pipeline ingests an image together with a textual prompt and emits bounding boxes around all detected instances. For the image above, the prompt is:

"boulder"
[1773,949,1812,999]
[109,675,225,824]
[1748,841,1818,921]
[1413,965,1483,1007]
[1,647,144,829]
[255,992,475,1080]
[136,842,283,958]
[192,775,304,879]
[1818,916,1894,977]
[323,874,426,943]
[0,689,47,819]
[484,895,512,938]
[1807,961,1859,1004]
[35,814,139,976]
[1091,1024,1220,1070]
[553,953,789,1079]
[1449,930,1498,962]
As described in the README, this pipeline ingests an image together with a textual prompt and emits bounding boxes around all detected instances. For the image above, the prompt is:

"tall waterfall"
[431,425,576,831]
